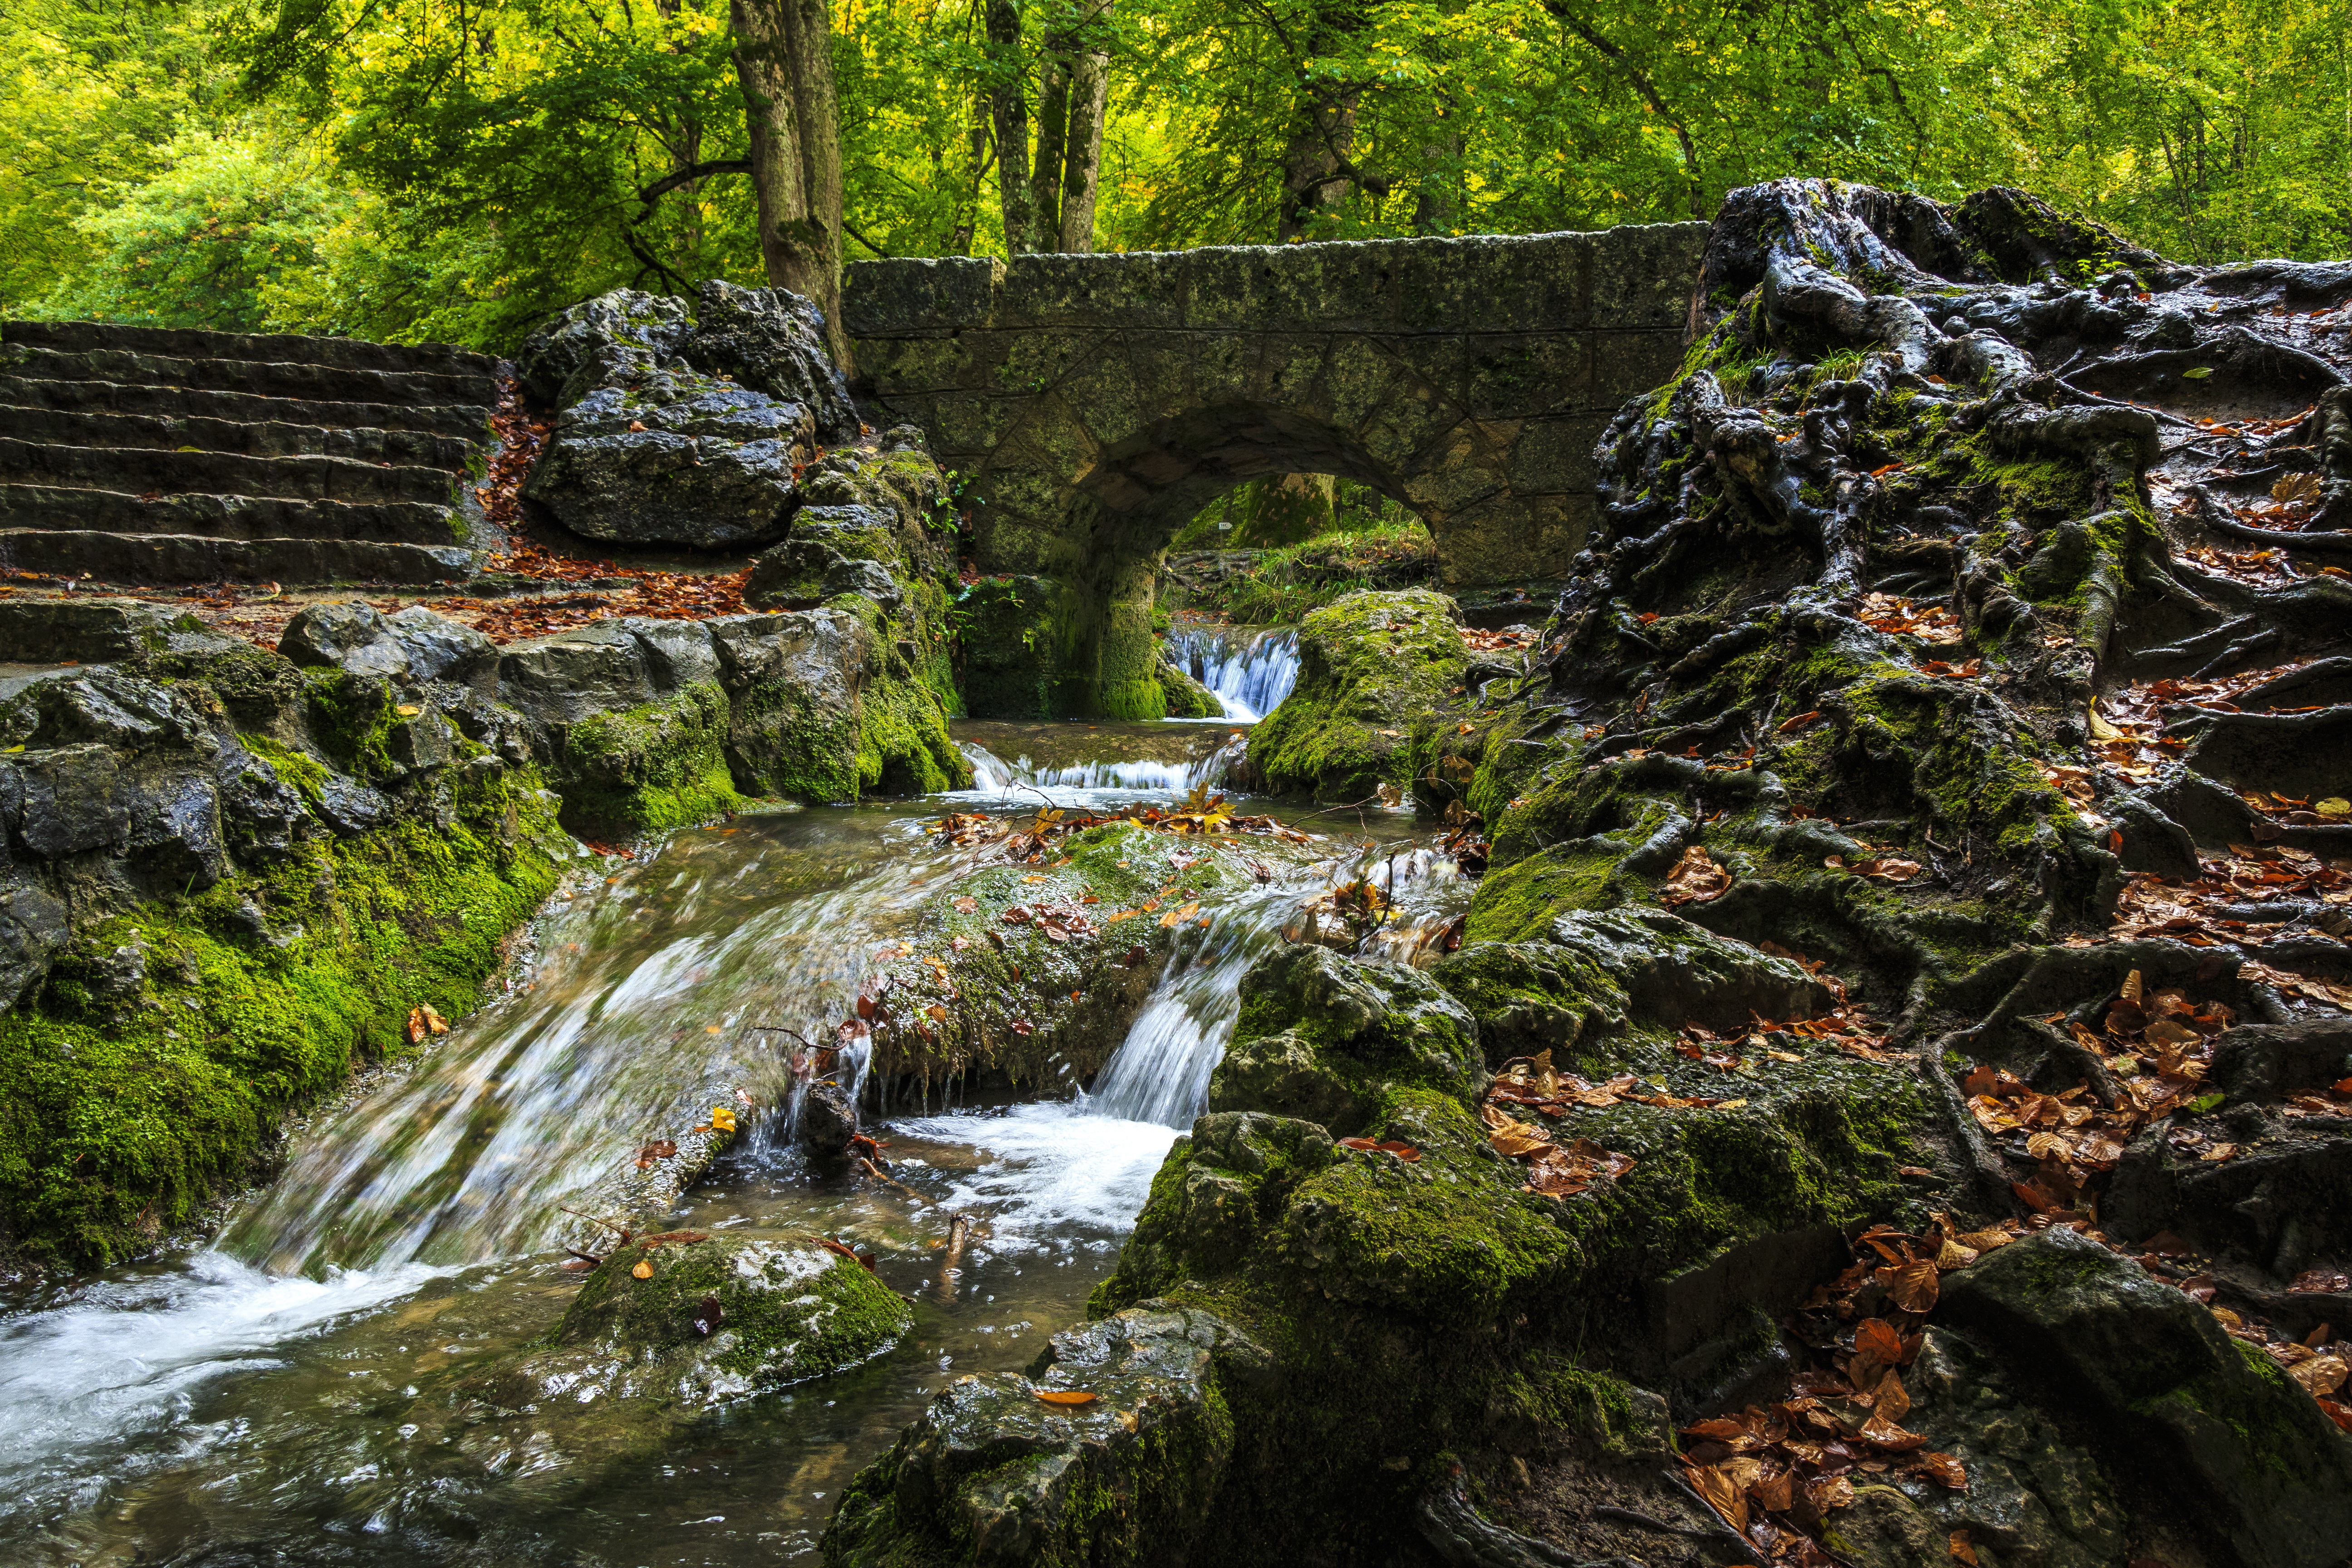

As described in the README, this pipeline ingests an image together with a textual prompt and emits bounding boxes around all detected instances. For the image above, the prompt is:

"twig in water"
[559,1205,635,1243]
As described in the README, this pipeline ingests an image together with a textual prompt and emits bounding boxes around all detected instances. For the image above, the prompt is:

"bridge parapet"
[844,226,1705,717]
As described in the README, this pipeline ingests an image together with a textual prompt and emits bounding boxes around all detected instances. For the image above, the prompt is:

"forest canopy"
[2,0,2347,350]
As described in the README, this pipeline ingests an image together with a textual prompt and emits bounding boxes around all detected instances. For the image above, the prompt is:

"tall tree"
[1054,1,1113,251]
[985,0,1040,252]
[732,0,850,367]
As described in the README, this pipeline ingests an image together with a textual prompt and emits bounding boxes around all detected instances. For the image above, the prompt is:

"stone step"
[3,318,498,380]
[0,405,477,470]
[0,528,473,585]
[0,375,491,439]
[0,484,464,546]
[0,439,460,507]
[0,343,498,409]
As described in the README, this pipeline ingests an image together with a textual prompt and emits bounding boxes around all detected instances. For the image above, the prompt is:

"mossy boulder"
[1208,943,1483,1134]
[1156,655,1224,718]
[523,1232,914,1406]
[1243,588,1468,801]
[1942,1228,2352,1568]
[832,912,1938,1563]
[824,1304,1265,1568]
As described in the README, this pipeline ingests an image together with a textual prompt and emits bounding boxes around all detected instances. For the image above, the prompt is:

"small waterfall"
[1084,843,1466,1127]
[1164,627,1299,721]
[223,827,956,1274]
[956,734,1245,798]
[1085,921,1273,1126]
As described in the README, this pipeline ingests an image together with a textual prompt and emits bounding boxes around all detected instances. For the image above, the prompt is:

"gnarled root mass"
[827,181,2352,1568]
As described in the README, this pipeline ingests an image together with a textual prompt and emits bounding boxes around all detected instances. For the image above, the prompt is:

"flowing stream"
[0,720,1463,1568]
[1164,626,1300,721]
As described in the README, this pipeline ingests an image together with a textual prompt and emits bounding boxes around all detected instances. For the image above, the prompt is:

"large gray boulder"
[516,281,859,550]
[683,279,860,440]
[279,601,499,695]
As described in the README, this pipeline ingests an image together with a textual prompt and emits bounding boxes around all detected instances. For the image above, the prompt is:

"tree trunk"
[1031,30,1071,247]
[985,0,1037,254]
[1278,92,1358,242]
[1057,9,1110,253]
[730,0,851,371]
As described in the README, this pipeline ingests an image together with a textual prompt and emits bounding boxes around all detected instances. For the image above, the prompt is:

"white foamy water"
[0,1251,442,1521]
[894,1104,1180,1250]
[952,735,1244,804]
[1164,627,1300,720]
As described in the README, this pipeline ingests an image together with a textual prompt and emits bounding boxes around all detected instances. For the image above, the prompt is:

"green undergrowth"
[0,770,564,1268]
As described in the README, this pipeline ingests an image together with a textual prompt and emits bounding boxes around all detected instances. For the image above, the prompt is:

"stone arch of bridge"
[964,372,1525,721]
[844,225,1711,717]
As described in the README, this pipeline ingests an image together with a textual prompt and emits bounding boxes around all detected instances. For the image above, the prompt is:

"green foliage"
[5,0,2348,339]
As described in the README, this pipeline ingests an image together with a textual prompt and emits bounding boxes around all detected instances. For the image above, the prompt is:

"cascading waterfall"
[0,777,1466,1568]
[1163,626,1300,721]
[224,828,948,1274]
[1087,843,1466,1127]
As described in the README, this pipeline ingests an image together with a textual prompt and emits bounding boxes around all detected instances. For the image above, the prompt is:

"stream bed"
[0,713,1465,1568]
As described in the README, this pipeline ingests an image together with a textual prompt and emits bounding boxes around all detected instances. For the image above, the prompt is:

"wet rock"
[514,289,694,409]
[1832,1327,2127,1568]
[13,742,125,858]
[517,283,858,550]
[523,413,804,549]
[1209,942,1482,1134]
[1940,1227,2352,1568]
[823,1303,1268,1568]
[121,769,229,889]
[0,871,69,1007]
[279,601,500,696]
[823,557,904,612]
[1242,588,1469,801]
[0,594,225,666]
[502,1231,911,1408]
[801,1079,858,1160]
[680,279,859,443]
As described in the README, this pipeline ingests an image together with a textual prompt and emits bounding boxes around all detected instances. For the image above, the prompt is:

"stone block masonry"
[844,226,1707,717]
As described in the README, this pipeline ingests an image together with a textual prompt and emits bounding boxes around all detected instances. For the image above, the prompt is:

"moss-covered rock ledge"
[1239,587,1469,802]
[0,513,967,1270]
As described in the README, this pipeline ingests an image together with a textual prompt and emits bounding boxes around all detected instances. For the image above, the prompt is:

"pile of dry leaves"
[1679,1218,1995,1567]
[2109,847,2352,952]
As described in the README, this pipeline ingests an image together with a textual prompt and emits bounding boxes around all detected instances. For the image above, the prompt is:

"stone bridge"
[843,225,1708,717]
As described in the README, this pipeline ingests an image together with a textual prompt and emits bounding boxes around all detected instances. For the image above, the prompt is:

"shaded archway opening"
[1036,402,1454,720]
[1069,400,1458,573]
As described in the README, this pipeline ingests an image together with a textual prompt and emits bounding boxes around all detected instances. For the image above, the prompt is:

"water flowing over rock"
[1163,625,1300,722]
